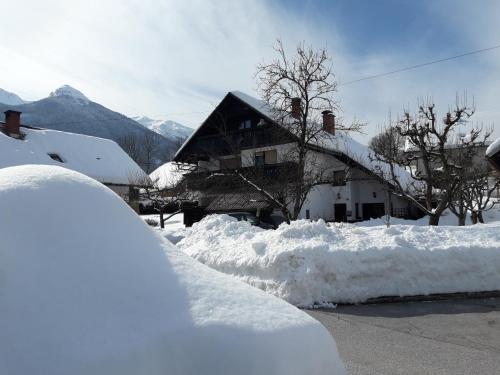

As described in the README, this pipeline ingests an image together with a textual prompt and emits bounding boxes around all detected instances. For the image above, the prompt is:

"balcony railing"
[185,162,298,191]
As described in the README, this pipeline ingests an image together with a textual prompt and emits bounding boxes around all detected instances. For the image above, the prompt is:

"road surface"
[307,297,500,374]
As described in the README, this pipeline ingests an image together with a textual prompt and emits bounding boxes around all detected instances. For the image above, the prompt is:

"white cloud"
[0,0,498,141]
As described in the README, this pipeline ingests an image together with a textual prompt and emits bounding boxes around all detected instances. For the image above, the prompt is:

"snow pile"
[0,127,147,185]
[178,215,500,306]
[0,165,344,375]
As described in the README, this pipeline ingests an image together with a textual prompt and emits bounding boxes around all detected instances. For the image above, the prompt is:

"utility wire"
[340,43,500,86]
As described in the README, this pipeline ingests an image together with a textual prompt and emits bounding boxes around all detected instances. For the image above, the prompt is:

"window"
[239,119,252,130]
[255,149,277,167]
[48,153,64,163]
[255,151,265,167]
[264,149,277,164]
[332,170,346,186]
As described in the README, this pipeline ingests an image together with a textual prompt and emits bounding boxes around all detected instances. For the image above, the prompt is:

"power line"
[340,43,500,86]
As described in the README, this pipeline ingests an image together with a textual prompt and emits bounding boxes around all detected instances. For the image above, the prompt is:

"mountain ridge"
[0,88,26,106]
[0,85,176,172]
[132,115,193,141]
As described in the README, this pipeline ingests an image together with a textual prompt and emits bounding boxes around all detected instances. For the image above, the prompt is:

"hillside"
[0,88,25,105]
[0,85,176,172]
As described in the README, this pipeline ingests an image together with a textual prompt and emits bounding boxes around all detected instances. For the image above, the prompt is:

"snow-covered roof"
[230,91,413,187]
[149,162,190,190]
[486,137,500,157]
[0,125,147,185]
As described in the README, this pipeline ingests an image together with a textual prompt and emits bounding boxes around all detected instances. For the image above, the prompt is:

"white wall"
[297,184,336,220]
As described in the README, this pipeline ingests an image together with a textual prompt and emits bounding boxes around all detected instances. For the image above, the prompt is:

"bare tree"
[130,163,194,228]
[255,39,361,219]
[119,131,161,173]
[370,97,485,225]
[461,170,499,224]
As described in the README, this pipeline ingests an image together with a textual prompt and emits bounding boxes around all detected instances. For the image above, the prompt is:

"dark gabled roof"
[174,91,413,187]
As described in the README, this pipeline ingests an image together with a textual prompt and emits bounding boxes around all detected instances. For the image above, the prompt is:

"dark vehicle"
[225,211,275,229]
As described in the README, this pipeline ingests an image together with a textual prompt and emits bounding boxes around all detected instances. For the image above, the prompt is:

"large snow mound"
[177,215,500,306]
[0,165,344,375]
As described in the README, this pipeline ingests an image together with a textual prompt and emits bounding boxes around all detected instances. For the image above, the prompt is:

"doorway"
[334,203,347,222]
[362,203,385,220]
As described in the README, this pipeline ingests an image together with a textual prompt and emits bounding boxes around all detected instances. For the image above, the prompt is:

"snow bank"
[0,165,345,375]
[178,215,500,306]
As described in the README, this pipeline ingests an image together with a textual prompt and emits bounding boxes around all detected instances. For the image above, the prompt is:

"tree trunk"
[160,206,165,229]
[457,214,466,226]
[428,214,440,226]
[292,156,306,220]
[478,210,484,224]
[470,211,478,224]
[281,206,291,225]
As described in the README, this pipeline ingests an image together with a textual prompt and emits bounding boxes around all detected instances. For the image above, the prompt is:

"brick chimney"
[291,97,301,119]
[4,110,22,138]
[322,110,335,135]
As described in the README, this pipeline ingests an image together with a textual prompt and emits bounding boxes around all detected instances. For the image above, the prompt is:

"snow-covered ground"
[167,211,500,307]
[356,207,500,227]
[142,212,187,244]
[0,165,345,375]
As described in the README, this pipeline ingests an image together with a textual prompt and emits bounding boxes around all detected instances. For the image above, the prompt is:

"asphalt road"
[306,298,500,375]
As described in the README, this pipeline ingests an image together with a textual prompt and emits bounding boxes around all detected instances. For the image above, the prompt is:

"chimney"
[4,110,22,138]
[322,110,335,135]
[291,97,301,119]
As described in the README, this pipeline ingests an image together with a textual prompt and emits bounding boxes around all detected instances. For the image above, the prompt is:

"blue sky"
[0,0,498,141]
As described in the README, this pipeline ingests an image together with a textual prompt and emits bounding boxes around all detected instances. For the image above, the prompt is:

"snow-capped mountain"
[0,88,25,105]
[49,85,90,104]
[133,116,193,142]
[0,85,176,172]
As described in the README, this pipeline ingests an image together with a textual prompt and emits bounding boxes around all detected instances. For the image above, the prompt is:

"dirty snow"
[177,214,500,306]
[0,165,345,375]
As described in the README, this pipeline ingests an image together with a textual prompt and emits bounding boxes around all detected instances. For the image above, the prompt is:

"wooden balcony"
[185,162,298,191]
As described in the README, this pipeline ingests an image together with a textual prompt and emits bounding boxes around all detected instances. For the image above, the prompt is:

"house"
[487,138,500,172]
[0,110,148,204]
[173,91,420,224]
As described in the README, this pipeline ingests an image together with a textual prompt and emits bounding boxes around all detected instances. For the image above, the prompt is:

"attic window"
[48,153,64,163]
[239,119,252,130]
